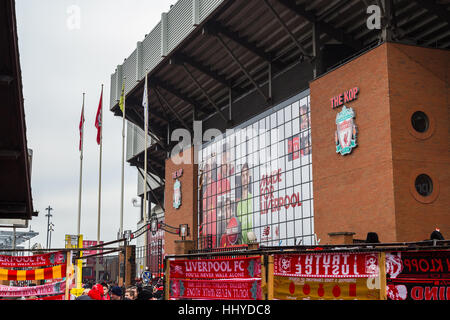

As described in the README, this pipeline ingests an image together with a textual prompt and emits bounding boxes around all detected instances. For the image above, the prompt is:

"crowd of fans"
[77,277,164,301]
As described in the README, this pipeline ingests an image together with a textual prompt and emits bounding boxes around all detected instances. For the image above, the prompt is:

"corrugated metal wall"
[167,0,195,53]
[126,121,163,194]
[110,0,225,109]
[123,50,137,94]
[110,73,117,109]
[199,0,222,21]
[142,22,162,80]
[126,121,153,161]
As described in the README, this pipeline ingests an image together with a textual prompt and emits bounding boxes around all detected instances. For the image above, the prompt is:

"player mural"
[198,93,315,248]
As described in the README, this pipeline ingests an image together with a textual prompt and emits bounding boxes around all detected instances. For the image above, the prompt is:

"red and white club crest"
[365,254,379,275]
[278,256,292,274]
[385,252,403,279]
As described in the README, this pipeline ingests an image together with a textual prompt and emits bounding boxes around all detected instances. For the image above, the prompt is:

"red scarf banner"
[170,279,262,300]
[386,250,450,300]
[0,251,66,268]
[38,294,65,300]
[0,281,66,298]
[0,264,66,281]
[274,252,379,278]
[170,256,261,279]
[274,276,382,300]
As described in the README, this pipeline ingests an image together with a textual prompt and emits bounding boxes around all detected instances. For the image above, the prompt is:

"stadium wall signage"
[0,281,66,298]
[386,250,450,300]
[330,87,359,109]
[170,256,261,279]
[0,251,66,268]
[274,252,379,278]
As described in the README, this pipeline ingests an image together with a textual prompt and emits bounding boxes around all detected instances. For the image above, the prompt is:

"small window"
[411,111,429,133]
[415,174,433,197]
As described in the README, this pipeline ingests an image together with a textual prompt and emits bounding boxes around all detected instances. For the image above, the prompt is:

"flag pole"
[76,93,85,292]
[143,73,149,269]
[120,78,126,238]
[77,93,85,236]
[96,84,104,282]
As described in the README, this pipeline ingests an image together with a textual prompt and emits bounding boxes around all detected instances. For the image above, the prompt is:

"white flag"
[142,74,149,128]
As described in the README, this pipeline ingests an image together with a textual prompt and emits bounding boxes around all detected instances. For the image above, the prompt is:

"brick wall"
[387,43,450,242]
[310,42,449,244]
[310,43,396,244]
[164,146,198,255]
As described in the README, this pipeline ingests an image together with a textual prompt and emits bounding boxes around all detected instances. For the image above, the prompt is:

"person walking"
[88,284,104,300]
[101,282,110,300]
[87,288,102,300]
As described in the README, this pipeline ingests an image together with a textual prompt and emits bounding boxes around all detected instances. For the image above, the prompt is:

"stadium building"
[108,0,450,276]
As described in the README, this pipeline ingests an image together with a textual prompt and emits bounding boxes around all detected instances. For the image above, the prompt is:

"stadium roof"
[0,0,35,221]
[110,0,450,187]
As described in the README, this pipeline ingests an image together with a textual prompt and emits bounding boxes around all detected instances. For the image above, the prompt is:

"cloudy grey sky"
[12,0,175,249]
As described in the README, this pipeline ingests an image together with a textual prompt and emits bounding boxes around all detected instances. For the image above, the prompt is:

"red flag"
[79,103,85,151]
[95,87,103,145]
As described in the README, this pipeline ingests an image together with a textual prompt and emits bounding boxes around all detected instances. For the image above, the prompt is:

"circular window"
[410,170,439,204]
[415,174,433,197]
[411,111,429,133]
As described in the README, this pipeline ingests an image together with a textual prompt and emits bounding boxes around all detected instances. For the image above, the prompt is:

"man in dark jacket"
[110,286,123,300]
[430,228,444,240]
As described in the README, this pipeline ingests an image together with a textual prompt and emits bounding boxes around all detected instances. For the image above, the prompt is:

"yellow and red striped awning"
[0,264,66,281]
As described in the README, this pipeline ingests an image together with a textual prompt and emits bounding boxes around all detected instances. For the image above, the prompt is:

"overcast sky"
[11,0,175,249]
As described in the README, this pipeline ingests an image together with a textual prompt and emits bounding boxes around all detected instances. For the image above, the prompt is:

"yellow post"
[378,252,387,300]
[76,235,83,290]
[267,255,274,300]
[164,259,170,300]
[64,251,72,300]
[261,255,267,299]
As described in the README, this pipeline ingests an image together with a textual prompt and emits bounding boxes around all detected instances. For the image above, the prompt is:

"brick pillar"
[119,245,135,287]
[174,240,195,255]
[327,232,355,245]
[164,146,198,255]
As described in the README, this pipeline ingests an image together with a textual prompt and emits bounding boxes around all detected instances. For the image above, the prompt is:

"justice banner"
[274,252,379,278]
[0,281,66,298]
[274,276,381,300]
[170,256,261,279]
[385,250,450,300]
[0,264,66,281]
[170,279,262,300]
[0,251,66,268]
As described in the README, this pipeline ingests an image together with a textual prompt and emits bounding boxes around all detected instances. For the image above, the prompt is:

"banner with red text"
[0,281,66,298]
[386,250,450,300]
[37,294,65,300]
[274,252,379,278]
[170,256,261,279]
[274,276,381,300]
[0,251,66,268]
[83,240,104,264]
[170,279,262,300]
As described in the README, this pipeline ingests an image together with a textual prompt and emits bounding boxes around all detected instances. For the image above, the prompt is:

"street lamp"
[48,223,55,249]
[45,206,53,249]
